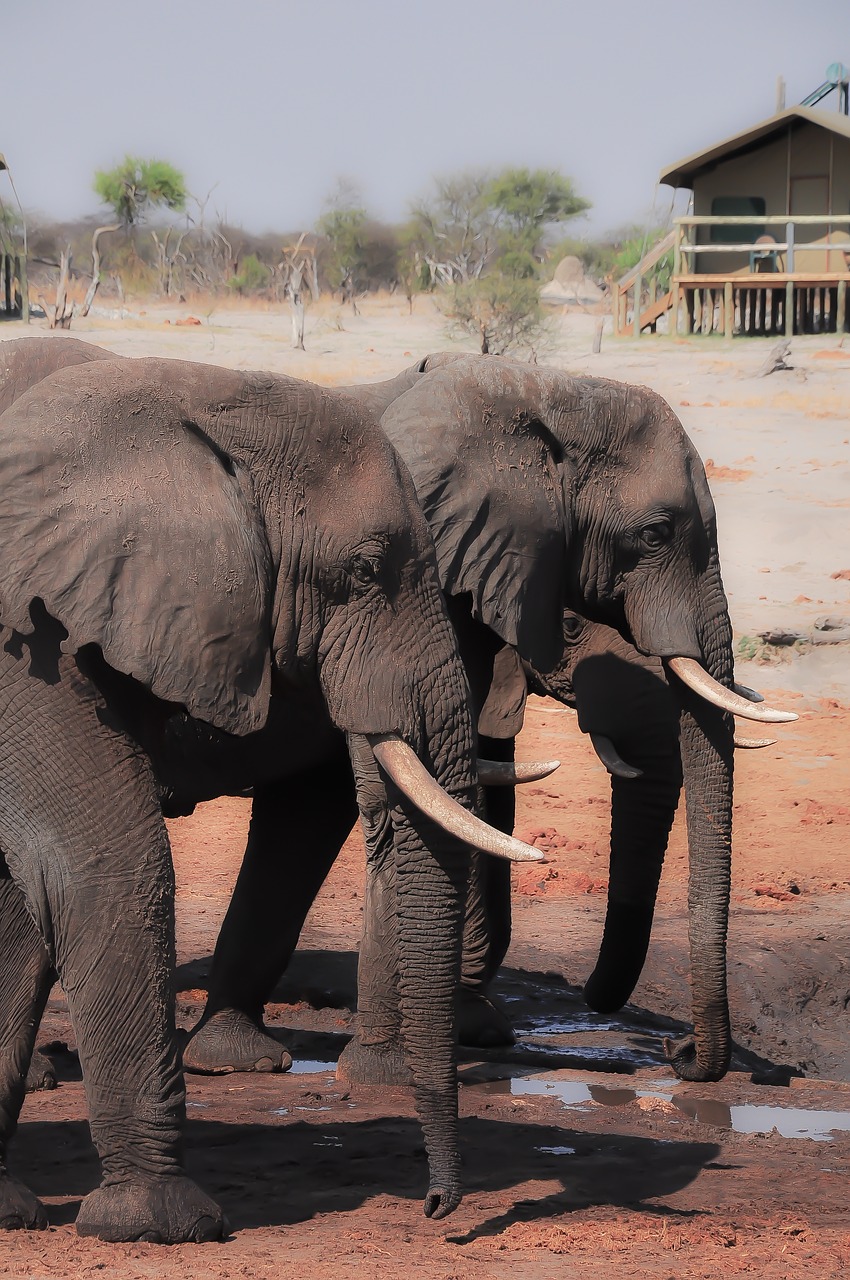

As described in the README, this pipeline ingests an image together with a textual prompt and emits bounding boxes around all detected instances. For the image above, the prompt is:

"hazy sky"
[5,0,848,238]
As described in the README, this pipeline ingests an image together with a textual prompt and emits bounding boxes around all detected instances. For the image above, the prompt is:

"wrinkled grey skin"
[186,351,735,1088]
[0,343,489,1238]
[1,344,735,1103]
[343,353,734,1085]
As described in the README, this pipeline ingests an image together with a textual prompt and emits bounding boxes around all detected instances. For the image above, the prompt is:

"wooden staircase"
[613,230,676,335]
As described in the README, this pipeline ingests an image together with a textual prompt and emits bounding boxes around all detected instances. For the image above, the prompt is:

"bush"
[227,253,269,295]
[442,275,548,356]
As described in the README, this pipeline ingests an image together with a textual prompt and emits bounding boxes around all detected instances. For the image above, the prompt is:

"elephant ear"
[380,360,570,673]
[0,361,273,736]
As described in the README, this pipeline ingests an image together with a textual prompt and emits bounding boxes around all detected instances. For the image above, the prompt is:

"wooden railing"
[614,215,850,338]
[672,214,850,337]
[674,213,850,275]
[612,229,676,336]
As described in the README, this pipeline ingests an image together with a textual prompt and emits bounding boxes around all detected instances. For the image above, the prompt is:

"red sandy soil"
[5,687,850,1279]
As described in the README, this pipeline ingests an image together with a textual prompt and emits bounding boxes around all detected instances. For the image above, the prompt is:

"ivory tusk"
[667,657,798,723]
[477,758,560,785]
[369,735,545,862]
[734,734,777,749]
[589,734,643,780]
[733,682,764,703]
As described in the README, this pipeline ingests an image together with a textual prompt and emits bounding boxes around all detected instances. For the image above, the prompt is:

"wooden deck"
[673,274,850,337]
[614,215,850,338]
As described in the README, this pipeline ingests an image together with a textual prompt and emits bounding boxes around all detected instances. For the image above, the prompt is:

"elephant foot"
[76,1176,226,1244]
[457,987,515,1048]
[26,1049,57,1093]
[0,1176,48,1230]
[183,1009,292,1075]
[664,1033,728,1083]
[336,1037,411,1087]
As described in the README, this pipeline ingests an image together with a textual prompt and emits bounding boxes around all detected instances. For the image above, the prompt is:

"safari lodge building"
[615,101,850,338]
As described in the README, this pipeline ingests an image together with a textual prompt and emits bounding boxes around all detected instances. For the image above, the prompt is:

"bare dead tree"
[279,233,319,350]
[151,226,188,297]
[78,223,120,317]
[39,245,74,329]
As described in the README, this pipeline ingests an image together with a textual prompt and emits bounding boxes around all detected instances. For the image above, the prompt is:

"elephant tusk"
[369,735,545,862]
[734,733,777,749]
[476,758,560,785]
[589,734,643,780]
[733,682,765,703]
[666,657,798,723]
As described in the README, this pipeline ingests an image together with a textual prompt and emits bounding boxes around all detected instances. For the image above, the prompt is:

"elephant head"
[0,351,542,1219]
[369,353,795,1082]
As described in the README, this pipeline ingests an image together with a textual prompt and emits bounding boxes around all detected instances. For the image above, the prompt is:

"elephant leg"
[0,861,54,1229]
[0,646,224,1244]
[25,1050,56,1094]
[184,755,358,1075]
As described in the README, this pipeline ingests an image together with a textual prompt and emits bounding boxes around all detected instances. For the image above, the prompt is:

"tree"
[486,167,591,274]
[395,220,431,313]
[316,181,368,311]
[93,156,187,228]
[279,233,319,349]
[438,166,590,356]
[408,171,496,285]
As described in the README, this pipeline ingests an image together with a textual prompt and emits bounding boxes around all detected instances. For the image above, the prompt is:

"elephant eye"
[350,553,382,589]
[562,612,583,641]
[639,521,672,550]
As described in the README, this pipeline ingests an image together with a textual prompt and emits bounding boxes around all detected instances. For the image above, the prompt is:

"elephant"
[0,348,544,1241]
[177,352,794,1090]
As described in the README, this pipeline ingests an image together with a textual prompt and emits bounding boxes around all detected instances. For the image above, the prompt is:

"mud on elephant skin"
[0,348,542,1240]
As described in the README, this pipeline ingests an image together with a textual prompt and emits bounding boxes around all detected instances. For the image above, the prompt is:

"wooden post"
[837,279,846,334]
[785,280,794,337]
[670,285,680,336]
[724,281,733,338]
[18,254,28,323]
[613,284,620,336]
[3,255,11,315]
[684,288,693,334]
[633,272,642,337]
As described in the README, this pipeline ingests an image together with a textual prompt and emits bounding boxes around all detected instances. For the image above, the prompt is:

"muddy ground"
[0,302,849,1277]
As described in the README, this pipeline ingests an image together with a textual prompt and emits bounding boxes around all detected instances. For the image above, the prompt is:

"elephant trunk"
[335,590,480,1220]
[666,560,734,1082]
[579,657,682,1014]
[583,750,682,1013]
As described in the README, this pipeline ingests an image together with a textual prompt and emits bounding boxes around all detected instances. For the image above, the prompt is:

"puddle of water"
[295,1105,331,1111]
[514,1040,663,1067]
[724,1104,850,1141]
[514,1014,624,1035]
[507,1076,850,1141]
[289,1060,336,1075]
[535,1145,576,1155]
[186,1101,208,1109]
[272,1107,289,1116]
